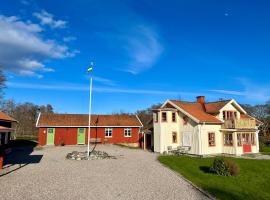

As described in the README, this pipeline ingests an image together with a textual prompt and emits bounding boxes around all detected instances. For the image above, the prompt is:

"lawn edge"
[158,156,216,200]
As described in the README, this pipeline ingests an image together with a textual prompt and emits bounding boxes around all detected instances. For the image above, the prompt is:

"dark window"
[172,132,177,143]
[154,113,158,123]
[208,132,215,146]
[161,112,167,122]
[172,112,176,122]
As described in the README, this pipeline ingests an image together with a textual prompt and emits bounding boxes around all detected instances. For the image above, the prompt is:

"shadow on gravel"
[1,139,43,177]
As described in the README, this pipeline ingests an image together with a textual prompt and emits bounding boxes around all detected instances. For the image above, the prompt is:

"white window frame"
[105,128,112,138]
[124,128,132,137]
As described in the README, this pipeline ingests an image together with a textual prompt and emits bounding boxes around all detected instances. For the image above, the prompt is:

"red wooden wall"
[38,127,142,146]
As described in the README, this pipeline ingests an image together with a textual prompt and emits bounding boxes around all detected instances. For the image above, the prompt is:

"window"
[224,133,233,146]
[124,128,132,137]
[242,133,256,145]
[48,128,54,134]
[161,112,167,122]
[172,132,177,143]
[172,112,176,122]
[154,113,158,123]
[78,128,85,133]
[208,132,215,146]
[222,111,226,120]
[223,111,237,120]
[105,128,112,137]
[237,133,242,146]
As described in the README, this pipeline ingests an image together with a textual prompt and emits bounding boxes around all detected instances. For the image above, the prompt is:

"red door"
[243,144,251,153]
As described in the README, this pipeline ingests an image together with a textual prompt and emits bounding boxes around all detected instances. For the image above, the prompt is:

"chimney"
[196,96,205,104]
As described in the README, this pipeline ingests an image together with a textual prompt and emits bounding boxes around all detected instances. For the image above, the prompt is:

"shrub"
[225,160,240,176]
[210,158,240,176]
[210,158,230,176]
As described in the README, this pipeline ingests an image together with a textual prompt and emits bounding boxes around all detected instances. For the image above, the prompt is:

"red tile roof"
[0,111,17,122]
[37,113,142,127]
[204,100,231,114]
[168,100,223,123]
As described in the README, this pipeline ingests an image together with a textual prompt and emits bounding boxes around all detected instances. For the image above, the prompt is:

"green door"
[47,128,55,145]
[77,128,86,144]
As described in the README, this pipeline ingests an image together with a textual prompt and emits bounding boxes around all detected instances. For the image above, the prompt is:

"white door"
[182,132,192,146]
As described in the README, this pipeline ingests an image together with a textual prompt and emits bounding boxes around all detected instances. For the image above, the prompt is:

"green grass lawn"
[261,146,270,155]
[158,156,270,200]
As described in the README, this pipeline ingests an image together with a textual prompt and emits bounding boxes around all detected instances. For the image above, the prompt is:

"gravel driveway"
[0,145,209,200]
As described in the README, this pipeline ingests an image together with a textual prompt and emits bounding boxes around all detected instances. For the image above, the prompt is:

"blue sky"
[0,0,270,114]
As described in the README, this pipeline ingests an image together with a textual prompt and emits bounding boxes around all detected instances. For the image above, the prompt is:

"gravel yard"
[0,145,208,200]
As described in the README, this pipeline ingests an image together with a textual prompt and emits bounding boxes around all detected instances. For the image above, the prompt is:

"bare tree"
[242,103,270,136]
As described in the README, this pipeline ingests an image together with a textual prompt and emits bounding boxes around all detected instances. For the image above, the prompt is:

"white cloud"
[7,81,199,96]
[0,15,75,77]
[90,1,163,74]
[21,0,30,5]
[125,25,163,74]
[33,10,67,29]
[209,78,270,102]
[63,36,76,42]
[93,76,116,86]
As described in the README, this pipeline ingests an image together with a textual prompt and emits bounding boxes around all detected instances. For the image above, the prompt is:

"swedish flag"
[87,62,93,72]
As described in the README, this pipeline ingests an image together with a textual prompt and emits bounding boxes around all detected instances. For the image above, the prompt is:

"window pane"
[172,132,177,143]
[162,112,167,121]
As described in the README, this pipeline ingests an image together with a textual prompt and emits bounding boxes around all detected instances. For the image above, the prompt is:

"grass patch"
[158,156,270,200]
[261,146,270,155]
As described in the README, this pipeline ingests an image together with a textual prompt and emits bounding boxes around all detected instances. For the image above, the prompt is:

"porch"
[223,131,259,155]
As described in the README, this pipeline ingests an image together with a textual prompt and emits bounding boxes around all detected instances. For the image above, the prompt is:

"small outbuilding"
[36,113,143,147]
[0,112,17,169]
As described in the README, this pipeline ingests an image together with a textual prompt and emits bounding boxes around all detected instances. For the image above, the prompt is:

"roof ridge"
[170,100,198,103]
[204,99,231,104]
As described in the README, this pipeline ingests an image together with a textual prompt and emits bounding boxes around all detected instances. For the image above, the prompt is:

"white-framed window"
[224,133,233,146]
[124,128,132,137]
[105,128,112,137]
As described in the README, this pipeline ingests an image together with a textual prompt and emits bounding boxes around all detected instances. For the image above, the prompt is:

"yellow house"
[152,96,261,156]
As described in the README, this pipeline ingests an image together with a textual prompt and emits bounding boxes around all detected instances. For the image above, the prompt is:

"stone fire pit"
[66,150,116,160]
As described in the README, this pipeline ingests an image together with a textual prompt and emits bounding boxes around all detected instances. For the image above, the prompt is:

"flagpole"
[87,68,93,157]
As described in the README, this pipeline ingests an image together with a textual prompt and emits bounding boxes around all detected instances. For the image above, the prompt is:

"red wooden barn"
[36,113,143,147]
